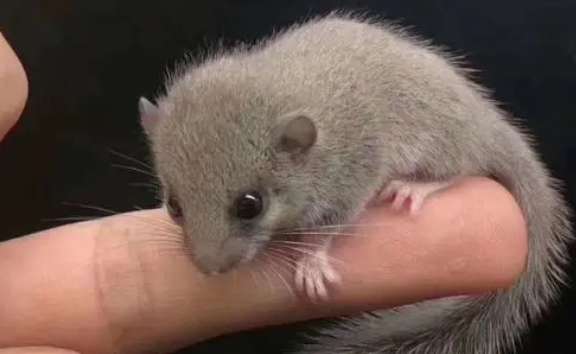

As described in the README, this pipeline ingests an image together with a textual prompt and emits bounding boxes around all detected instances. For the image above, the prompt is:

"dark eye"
[167,195,183,222]
[234,191,263,220]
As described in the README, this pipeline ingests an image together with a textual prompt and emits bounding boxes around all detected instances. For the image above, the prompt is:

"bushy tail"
[296,127,573,354]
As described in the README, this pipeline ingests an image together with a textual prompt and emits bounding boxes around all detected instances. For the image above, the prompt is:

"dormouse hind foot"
[378,180,455,214]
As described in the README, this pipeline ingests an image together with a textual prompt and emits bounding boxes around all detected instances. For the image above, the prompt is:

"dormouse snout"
[194,251,243,275]
[192,237,251,275]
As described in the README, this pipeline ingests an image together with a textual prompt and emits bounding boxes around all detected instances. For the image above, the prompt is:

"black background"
[1,1,575,353]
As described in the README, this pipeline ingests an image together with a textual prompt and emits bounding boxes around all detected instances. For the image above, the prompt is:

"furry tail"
[296,125,573,354]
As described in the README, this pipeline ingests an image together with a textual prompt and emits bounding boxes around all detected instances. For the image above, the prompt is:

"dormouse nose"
[194,249,244,275]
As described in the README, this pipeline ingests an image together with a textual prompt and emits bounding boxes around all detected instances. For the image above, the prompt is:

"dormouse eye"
[234,191,263,220]
[167,195,183,223]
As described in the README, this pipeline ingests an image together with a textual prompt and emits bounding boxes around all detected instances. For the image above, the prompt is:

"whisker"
[257,264,276,295]
[129,182,160,190]
[80,208,181,231]
[45,212,181,237]
[251,269,270,294]
[271,243,344,267]
[286,222,391,232]
[266,247,298,271]
[268,239,322,248]
[111,164,157,178]
[51,210,183,241]
[265,256,295,298]
[131,230,184,239]
[98,240,190,256]
[127,215,181,231]
[247,267,259,289]
[280,231,359,237]
[42,216,100,223]
[267,244,320,258]
[49,201,190,254]
[108,149,152,170]
[60,202,121,216]
[264,251,294,276]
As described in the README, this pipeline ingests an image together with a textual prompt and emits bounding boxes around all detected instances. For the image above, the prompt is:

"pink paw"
[378,180,453,214]
[295,251,341,303]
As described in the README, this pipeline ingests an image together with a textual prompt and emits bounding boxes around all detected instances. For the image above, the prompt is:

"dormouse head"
[139,96,318,274]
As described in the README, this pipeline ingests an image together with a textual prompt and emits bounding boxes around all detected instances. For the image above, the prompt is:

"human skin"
[0,32,528,354]
[0,33,27,140]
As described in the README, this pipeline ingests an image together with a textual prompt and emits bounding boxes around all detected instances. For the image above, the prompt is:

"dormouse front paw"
[295,249,341,303]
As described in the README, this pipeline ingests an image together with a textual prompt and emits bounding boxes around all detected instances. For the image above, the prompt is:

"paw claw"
[391,186,411,210]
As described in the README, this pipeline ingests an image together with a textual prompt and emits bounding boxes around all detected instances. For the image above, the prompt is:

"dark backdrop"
[1,1,575,353]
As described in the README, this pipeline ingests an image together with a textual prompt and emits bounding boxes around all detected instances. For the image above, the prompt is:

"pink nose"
[194,252,243,275]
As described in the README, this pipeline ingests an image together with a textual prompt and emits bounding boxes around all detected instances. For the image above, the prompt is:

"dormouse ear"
[139,97,160,136]
[275,115,317,154]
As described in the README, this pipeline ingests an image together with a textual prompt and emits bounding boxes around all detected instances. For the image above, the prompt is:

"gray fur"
[143,11,573,354]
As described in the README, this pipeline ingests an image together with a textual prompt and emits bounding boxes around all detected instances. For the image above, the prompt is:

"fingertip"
[461,177,528,288]
[0,32,28,140]
[318,177,528,309]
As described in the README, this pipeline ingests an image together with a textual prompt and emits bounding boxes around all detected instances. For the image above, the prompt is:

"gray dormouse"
[139,12,573,354]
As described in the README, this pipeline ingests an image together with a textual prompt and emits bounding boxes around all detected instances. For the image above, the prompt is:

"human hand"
[0,33,27,140]
[0,33,528,354]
